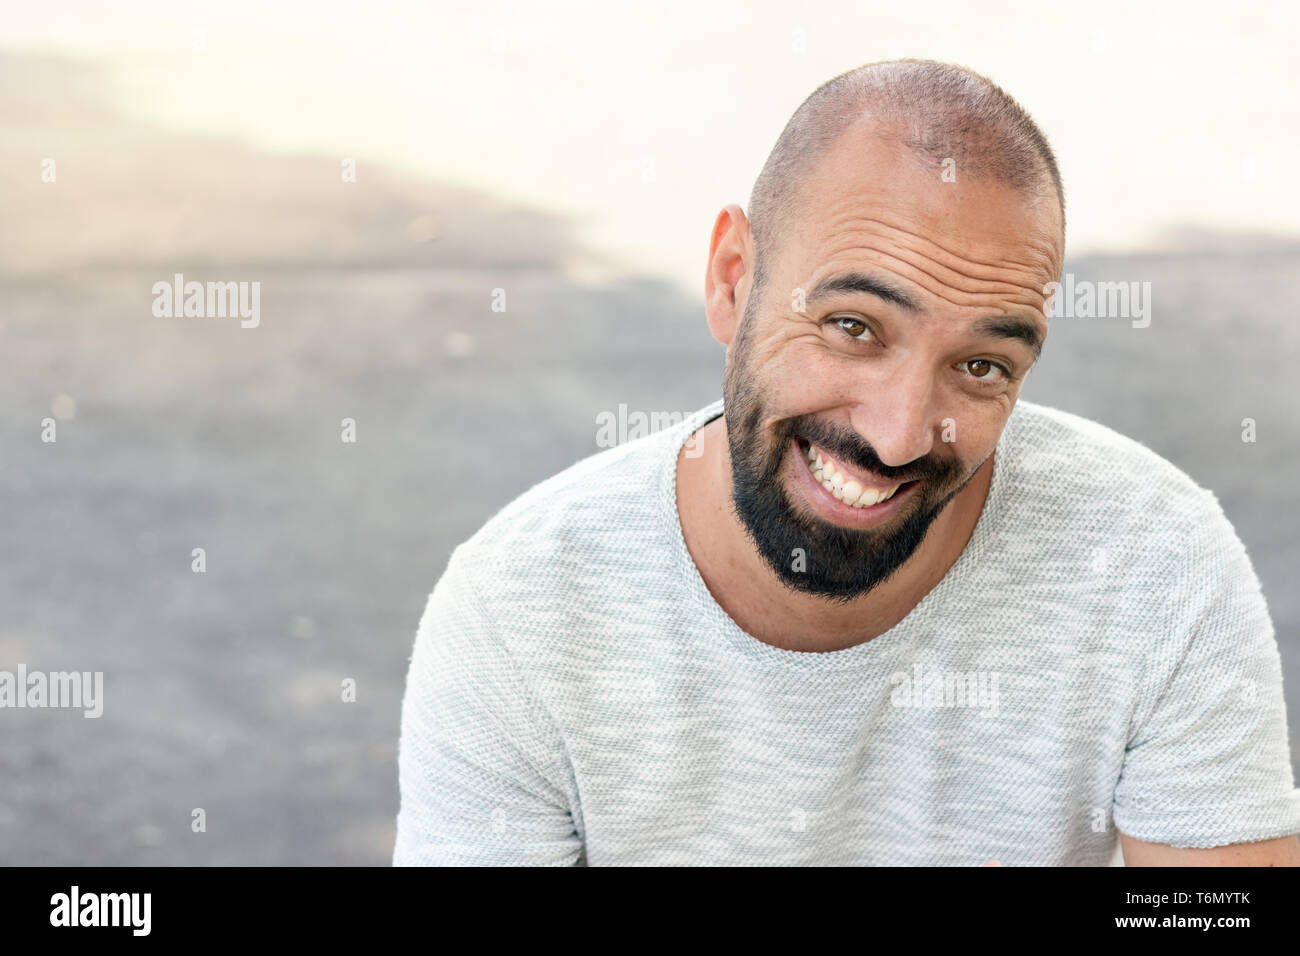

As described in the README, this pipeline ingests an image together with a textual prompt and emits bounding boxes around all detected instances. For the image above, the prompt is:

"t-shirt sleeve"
[1111,489,1300,848]
[393,544,584,866]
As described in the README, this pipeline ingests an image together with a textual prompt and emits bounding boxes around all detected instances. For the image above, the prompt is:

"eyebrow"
[973,315,1044,361]
[806,271,922,312]
[805,269,1044,361]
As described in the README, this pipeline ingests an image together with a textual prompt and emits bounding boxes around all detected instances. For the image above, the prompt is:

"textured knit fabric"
[393,397,1300,866]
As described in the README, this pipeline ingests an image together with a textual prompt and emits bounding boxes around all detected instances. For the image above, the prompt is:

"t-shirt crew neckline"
[660,397,1015,675]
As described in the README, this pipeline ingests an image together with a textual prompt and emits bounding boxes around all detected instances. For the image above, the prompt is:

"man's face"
[722,122,1063,602]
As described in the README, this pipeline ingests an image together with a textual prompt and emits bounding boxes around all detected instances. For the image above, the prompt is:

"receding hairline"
[746,59,1065,292]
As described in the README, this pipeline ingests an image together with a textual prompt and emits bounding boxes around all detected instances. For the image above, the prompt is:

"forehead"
[779,120,1063,296]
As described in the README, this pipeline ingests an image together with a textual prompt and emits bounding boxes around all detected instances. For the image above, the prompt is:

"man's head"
[706,59,1065,603]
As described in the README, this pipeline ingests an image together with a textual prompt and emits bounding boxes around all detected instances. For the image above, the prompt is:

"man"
[393,59,1300,865]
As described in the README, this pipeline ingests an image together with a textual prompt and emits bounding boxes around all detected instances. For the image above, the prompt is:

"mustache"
[784,418,958,485]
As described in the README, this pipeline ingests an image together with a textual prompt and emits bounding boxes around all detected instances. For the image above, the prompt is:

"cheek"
[943,378,1017,431]
[747,332,832,404]
[942,416,1005,473]
[768,336,873,407]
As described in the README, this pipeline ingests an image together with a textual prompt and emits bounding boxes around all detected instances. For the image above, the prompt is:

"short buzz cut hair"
[746,58,1065,296]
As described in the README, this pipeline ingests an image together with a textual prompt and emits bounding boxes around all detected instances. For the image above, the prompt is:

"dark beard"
[721,312,970,603]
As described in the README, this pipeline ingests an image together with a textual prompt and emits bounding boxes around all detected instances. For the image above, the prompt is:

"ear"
[704,203,753,347]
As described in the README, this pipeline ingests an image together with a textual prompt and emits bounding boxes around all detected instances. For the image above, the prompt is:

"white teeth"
[802,439,902,508]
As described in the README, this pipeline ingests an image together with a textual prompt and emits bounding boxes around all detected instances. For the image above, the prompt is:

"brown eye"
[833,315,873,340]
[960,359,1008,384]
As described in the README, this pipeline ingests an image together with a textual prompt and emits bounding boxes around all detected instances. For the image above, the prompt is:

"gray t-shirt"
[393,397,1300,865]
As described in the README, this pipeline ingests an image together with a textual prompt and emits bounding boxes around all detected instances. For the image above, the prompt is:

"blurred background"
[1,0,1298,864]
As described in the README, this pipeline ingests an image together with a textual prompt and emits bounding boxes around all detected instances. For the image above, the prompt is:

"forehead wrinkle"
[805,243,1050,316]
[815,239,1042,304]
[811,211,1058,288]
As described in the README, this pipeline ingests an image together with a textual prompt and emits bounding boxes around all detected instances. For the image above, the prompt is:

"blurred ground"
[1,51,1297,865]
[0,260,721,864]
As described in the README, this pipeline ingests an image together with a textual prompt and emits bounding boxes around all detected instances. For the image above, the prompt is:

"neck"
[676,415,993,652]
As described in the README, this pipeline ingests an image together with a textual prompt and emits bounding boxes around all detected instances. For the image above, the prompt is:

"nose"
[846,359,939,468]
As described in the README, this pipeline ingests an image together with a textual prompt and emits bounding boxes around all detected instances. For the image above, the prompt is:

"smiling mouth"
[794,435,918,509]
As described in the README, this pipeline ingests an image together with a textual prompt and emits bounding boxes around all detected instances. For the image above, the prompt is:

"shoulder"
[458,422,674,566]
[1005,400,1205,496]
[424,403,719,683]
[997,400,1237,571]
[443,400,719,618]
